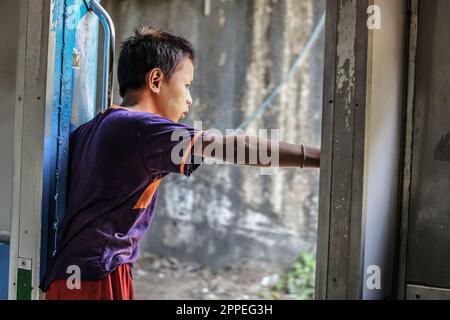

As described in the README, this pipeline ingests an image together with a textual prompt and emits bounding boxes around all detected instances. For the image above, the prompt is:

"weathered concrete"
[101,0,324,272]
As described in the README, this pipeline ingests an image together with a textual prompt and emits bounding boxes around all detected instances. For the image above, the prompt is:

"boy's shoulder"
[70,108,193,143]
[103,108,174,127]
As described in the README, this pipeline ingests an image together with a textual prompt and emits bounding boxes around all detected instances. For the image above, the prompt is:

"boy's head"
[118,26,196,122]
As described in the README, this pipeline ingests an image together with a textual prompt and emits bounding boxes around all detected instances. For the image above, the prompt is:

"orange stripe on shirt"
[133,178,161,209]
[180,130,204,175]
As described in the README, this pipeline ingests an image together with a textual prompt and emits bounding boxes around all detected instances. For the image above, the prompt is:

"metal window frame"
[394,0,419,300]
[85,0,115,110]
[317,0,420,300]
[315,0,370,300]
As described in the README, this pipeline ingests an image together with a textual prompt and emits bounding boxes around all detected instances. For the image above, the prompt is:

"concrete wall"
[101,0,324,271]
[0,0,20,240]
[363,0,406,299]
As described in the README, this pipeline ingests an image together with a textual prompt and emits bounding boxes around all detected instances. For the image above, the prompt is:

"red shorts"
[45,264,134,300]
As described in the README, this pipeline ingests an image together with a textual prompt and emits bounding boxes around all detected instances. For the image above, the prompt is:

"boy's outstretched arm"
[194,133,320,168]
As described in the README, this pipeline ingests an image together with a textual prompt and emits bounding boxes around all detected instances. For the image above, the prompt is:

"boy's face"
[156,57,194,123]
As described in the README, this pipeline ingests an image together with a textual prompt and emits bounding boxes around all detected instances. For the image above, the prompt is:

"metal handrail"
[85,0,115,110]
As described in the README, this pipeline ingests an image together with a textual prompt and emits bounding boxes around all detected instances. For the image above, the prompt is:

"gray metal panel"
[315,0,337,300]
[349,0,371,300]
[316,0,369,300]
[326,0,359,298]
[406,285,450,300]
[406,0,450,288]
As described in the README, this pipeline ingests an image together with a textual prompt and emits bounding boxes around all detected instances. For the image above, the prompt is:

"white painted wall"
[363,0,406,299]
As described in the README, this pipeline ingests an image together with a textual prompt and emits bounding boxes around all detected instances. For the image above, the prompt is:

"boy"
[40,26,320,300]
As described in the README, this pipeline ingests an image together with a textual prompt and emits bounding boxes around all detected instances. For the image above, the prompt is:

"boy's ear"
[147,68,164,94]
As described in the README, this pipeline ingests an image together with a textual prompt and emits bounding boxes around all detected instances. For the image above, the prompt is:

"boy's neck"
[119,92,159,114]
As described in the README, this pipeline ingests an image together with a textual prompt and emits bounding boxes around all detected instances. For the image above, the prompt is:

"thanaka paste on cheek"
[168,96,186,120]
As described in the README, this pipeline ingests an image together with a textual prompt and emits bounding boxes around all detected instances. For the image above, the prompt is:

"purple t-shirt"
[40,107,204,291]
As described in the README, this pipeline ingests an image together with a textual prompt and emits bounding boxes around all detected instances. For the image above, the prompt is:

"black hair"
[118,26,196,97]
